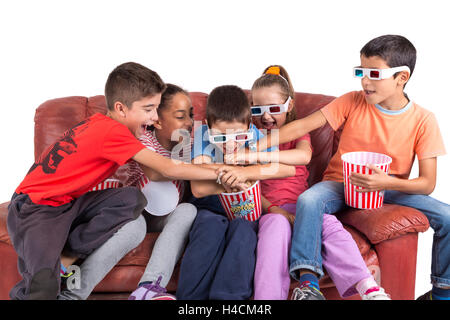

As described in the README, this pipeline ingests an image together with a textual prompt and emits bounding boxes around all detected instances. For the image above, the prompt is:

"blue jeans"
[289,180,450,288]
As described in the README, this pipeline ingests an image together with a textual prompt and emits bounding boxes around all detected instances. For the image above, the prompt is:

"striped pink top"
[122,130,184,201]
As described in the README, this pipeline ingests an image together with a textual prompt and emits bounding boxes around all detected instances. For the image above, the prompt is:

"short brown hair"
[206,85,251,126]
[104,62,166,110]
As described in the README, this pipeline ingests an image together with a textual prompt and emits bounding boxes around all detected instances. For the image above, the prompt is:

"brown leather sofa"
[0,91,430,300]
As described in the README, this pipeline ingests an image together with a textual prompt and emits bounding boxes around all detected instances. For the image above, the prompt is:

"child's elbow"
[424,183,436,196]
[304,152,312,165]
[191,183,206,198]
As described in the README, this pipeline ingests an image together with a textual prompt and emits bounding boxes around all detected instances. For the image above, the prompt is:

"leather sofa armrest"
[338,203,429,244]
[0,202,11,245]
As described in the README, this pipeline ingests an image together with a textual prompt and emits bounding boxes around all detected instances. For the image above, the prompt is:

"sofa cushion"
[338,204,429,244]
[0,202,11,245]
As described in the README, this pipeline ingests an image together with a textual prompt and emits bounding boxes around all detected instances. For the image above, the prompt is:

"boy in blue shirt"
[176,85,294,299]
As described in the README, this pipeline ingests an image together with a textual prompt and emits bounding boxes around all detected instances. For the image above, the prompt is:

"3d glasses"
[250,96,291,116]
[208,130,254,144]
[353,66,410,80]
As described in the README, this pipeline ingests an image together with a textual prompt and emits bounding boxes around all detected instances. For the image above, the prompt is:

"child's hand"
[219,166,250,189]
[349,164,392,192]
[268,206,295,226]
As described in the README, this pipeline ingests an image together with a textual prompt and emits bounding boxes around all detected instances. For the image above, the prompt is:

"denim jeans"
[289,180,450,288]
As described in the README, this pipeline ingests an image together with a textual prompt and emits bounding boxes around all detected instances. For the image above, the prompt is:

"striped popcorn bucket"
[218,181,262,221]
[90,178,121,191]
[341,152,392,209]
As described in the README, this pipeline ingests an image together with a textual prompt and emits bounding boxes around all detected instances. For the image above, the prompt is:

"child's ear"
[114,101,127,117]
[287,97,295,112]
[153,119,163,130]
[397,71,410,86]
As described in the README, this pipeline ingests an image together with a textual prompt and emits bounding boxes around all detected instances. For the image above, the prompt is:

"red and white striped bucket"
[218,181,262,221]
[341,152,392,209]
[90,178,121,191]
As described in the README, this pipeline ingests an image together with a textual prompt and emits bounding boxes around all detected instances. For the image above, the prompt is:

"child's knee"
[123,214,147,247]
[259,213,290,231]
[191,209,228,237]
[229,219,257,242]
[322,214,350,239]
[28,268,59,300]
[173,203,198,223]
[119,187,148,212]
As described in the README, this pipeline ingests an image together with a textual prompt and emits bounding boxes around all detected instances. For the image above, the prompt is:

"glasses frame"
[353,66,410,80]
[208,130,254,144]
[250,96,292,116]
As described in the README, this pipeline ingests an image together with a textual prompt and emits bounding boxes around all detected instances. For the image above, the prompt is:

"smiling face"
[359,55,410,109]
[154,92,193,149]
[208,120,249,155]
[251,85,293,131]
[122,94,161,138]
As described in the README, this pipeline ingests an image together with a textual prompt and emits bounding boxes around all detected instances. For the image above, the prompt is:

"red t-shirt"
[260,134,311,206]
[16,113,145,206]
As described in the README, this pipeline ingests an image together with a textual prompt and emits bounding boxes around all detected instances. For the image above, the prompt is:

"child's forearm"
[190,180,225,198]
[257,110,327,151]
[245,163,296,181]
[255,149,311,166]
[139,164,172,181]
[133,148,218,181]
[385,175,436,195]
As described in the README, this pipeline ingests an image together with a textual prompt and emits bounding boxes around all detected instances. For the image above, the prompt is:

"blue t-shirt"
[192,123,277,163]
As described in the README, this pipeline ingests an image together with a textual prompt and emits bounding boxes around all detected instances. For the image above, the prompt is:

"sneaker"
[128,276,176,300]
[291,281,325,300]
[416,290,432,300]
[361,287,391,300]
[150,292,177,300]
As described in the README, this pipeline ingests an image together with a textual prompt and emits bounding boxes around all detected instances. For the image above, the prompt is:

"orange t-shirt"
[321,91,446,182]
[16,113,145,206]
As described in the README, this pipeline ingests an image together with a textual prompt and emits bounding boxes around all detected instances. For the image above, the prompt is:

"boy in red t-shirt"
[7,62,223,300]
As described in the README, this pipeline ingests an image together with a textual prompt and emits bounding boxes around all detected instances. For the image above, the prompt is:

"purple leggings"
[253,203,370,299]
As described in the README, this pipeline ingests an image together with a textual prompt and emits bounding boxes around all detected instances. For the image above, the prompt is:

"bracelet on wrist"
[267,204,278,213]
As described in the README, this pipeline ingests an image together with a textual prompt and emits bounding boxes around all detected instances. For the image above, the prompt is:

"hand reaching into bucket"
[349,164,392,192]
[216,165,251,189]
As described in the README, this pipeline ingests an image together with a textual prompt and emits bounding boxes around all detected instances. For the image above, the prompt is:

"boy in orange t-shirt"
[256,35,449,300]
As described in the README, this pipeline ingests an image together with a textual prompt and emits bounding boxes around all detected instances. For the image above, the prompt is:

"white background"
[0,0,448,299]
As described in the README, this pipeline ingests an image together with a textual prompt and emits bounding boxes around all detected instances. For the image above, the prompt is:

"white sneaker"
[362,287,391,300]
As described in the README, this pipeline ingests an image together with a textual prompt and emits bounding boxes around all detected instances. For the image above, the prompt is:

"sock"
[356,277,379,296]
[299,273,320,291]
[60,263,67,276]
[431,286,450,300]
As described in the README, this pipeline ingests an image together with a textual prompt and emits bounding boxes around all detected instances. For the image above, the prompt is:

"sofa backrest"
[33,91,339,187]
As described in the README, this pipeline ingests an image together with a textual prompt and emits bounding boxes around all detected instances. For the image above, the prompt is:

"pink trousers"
[253,203,370,299]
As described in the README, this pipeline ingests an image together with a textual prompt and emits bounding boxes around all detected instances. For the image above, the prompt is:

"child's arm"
[139,158,226,182]
[261,195,295,226]
[190,156,296,198]
[219,163,296,189]
[349,157,437,195]
[226,139,312,166]
[132,148,219,181]
[256,110,327,151]
[189,155,246,198]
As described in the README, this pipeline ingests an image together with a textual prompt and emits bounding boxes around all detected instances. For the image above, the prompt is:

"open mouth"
[262,121,276,130]
[364,89,376,96]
